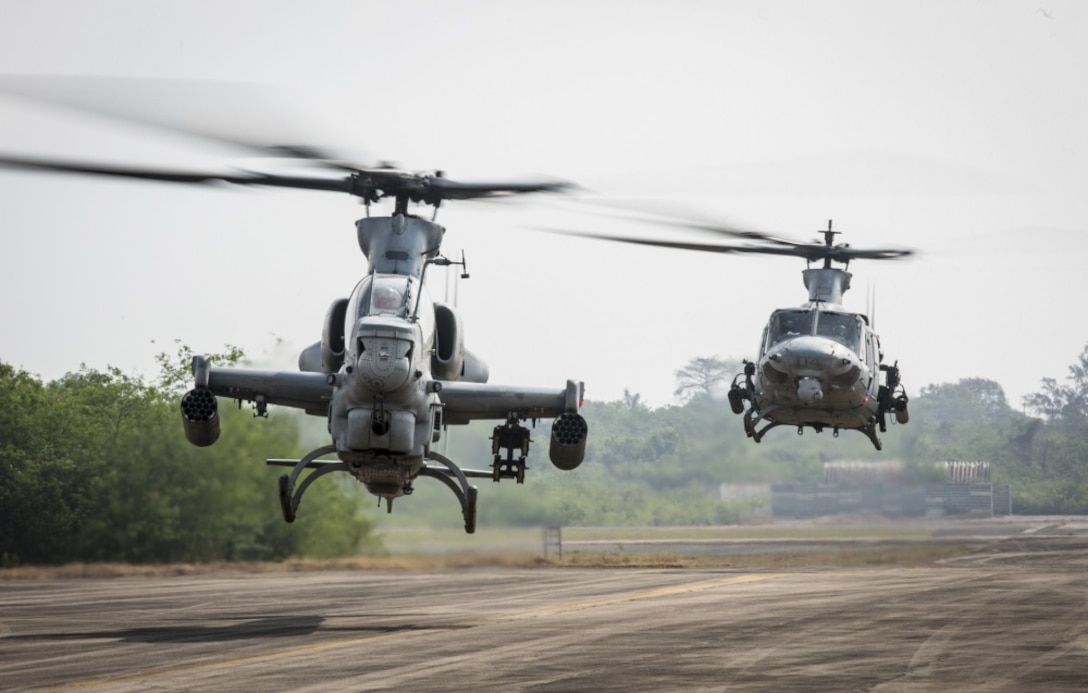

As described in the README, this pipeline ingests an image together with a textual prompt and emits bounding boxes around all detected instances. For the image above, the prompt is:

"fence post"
[543,526,562,560]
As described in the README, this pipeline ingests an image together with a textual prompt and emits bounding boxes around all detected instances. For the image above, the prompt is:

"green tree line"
[423,345,1088,527]
[4,344,1087,565]
[0,350,377,567]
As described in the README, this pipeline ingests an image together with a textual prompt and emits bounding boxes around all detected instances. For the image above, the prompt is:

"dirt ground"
[2,517,1086,691]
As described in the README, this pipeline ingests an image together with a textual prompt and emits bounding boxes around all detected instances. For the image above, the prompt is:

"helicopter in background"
[548,213,911,450]
[0,105,589,533]
[724,222,911,450]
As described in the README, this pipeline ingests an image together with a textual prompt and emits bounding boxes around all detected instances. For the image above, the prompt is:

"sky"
[1,0,1086,413]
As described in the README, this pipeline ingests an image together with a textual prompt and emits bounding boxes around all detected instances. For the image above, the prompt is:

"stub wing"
[194,357,333,415]
[439,380,584,425]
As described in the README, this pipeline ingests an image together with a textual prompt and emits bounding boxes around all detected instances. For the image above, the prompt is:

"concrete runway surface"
[3,521,1088,692]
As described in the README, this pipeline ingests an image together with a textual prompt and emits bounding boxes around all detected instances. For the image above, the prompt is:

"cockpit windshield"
[342,274,430,352]
[767,310,812,346]
[366,275,411,318]
[816,312,861,351]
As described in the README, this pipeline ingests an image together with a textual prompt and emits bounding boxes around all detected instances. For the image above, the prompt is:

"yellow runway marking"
[35,573,786,691]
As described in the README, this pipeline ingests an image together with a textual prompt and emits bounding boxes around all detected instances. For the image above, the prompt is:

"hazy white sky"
[1,0,1086,412]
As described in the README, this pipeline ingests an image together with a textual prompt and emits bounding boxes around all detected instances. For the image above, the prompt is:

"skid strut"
[270,446,487,533]
[421,450,480,533]
[272,444,343,523]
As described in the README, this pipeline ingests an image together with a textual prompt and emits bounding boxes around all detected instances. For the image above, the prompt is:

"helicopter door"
[865,331,881,387]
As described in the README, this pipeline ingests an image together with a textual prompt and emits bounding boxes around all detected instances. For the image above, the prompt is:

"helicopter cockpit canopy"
[815,311,861,351]
[342,272,435,357]
[767,310,813,346]
[345,273,416,319]
[766,309,862,352]
[368,275,411,317]
[344,273,426,337]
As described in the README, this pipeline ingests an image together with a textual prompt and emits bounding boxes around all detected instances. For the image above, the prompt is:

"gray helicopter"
[723,222,911,450]
[0,149,589,533]
[548,213,910,450]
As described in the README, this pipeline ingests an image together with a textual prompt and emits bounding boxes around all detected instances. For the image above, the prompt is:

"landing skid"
[421,450,490,534]
[860,423,883,451]
[742,406,782,444]
[743,409,883,450]
[267,446,490,534]
[268,444,342,523]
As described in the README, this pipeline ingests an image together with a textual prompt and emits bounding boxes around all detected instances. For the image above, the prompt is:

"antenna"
[867,281,877,327]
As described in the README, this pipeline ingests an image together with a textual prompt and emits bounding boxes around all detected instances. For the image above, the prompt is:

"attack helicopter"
[547,212,910,450]
[0,131,589,534]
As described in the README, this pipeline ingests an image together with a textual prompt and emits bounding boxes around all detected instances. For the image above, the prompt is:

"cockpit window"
[366,275,411,317]
[767,310,812,346]
[343,274,427,350]
[816,312,861,350]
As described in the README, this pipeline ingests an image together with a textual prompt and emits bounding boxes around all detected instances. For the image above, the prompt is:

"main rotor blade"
[0,74,366,169]
[425,177,570,201]
[0,153,355,194]
[539,226,913,262]
[561,197,809,248]
[538,228,813,256]
[555,198,914,261]
[832,247,913,260]
[0,153,572,205]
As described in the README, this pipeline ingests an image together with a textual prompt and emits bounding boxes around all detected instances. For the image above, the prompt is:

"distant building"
[762,460,1010,519]
[823,460,904,484]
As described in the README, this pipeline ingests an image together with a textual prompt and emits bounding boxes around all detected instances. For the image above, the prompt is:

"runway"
[3,523,1088,691]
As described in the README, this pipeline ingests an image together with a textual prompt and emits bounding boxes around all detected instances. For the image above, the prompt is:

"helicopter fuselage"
[0,102,586,533]
[181,212,588,530]
[750,309,880,430]
[729,265,908,450]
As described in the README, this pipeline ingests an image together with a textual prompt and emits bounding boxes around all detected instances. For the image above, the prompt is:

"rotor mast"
[818,219,840,269]
[801,220,848,306]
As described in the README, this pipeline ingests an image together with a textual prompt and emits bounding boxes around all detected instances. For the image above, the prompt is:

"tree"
[621,388,647,411]
[0,356,379,566]
[154,339,245,395]
[1023,343,1088,426]
[673,356,740,403]
[916,377,1014,423]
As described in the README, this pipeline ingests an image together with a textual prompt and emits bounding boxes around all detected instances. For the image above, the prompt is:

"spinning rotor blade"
[543,200,913,264]
[0,75,573,205]
[0,152,570,205]
[539,227,816,257]
[558,197,809,248]
[0,75,362,169]
[542,224,912,261]
[0,153,356,194]
[425,176,569,201]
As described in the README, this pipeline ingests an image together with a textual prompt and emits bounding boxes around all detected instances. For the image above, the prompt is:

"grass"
[556,544,978,569]
[1,523,979,580]
[558,524,938,542]
[376,522,938,553]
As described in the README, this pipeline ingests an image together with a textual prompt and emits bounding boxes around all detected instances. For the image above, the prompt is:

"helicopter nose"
[829,357,863,389]
[353,320,415,392]
[763,335,866,402]
[797,376,823,403]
